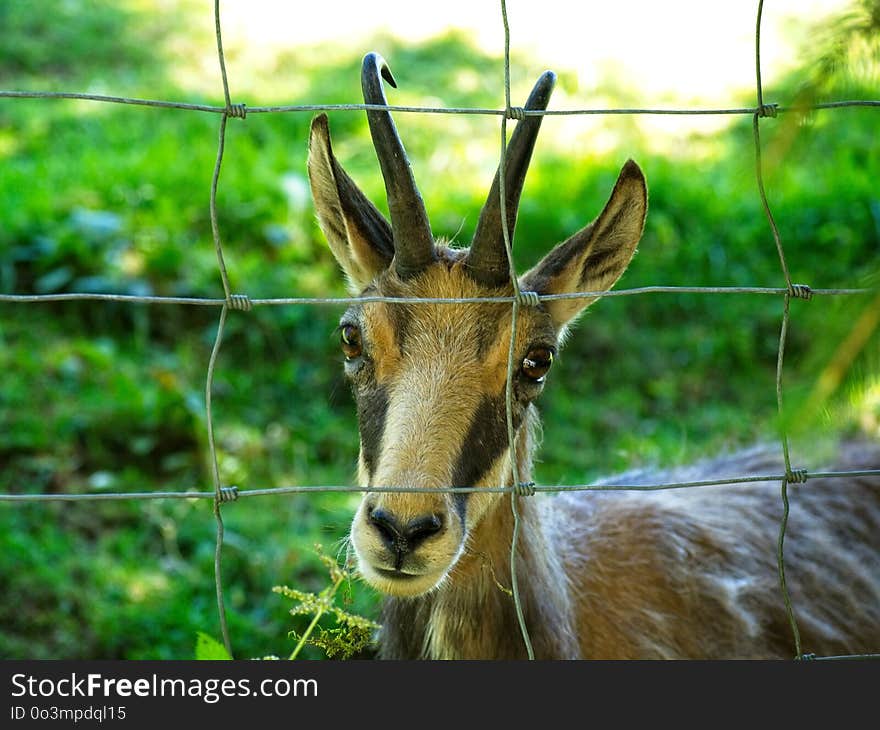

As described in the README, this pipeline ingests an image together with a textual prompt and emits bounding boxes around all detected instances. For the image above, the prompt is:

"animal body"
[307,52,880,659]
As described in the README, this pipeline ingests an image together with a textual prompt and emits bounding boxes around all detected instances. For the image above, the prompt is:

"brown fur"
[306,110,880,660]
[373,368,880,659]
[566,443,880,658]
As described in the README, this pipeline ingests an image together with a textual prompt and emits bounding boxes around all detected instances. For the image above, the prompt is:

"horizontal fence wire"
[1,0,879,660]
[0,285,875,307]
[3,469,880,503]
[2,90,878,116]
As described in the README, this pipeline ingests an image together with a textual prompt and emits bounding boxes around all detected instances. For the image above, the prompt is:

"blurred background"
[0,0,877,659]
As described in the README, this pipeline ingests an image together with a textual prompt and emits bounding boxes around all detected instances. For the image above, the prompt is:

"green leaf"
[195,632,232,660]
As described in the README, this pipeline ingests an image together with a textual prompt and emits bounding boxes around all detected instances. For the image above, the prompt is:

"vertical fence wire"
[498,0,536,661]
[753,0,810,658]
[207,0,239,658]
[206,303,234,657]
[0,0,878,660]
[774,293,806,657]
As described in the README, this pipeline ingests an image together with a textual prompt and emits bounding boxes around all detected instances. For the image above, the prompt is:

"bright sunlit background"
[223,0,841,93]
[219,0,849,123]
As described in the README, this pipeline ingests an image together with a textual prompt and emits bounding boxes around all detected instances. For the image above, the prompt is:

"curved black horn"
[362,52,434,278]
[466,71,556,286]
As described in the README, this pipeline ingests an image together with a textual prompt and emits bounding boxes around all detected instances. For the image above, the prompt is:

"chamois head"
[308,53,647,598]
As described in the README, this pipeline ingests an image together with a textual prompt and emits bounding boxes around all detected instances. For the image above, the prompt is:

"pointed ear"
[308,114,394,292]
[521,160,647,330]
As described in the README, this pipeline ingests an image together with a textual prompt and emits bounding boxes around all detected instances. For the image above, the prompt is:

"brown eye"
[521,347,554,382]
[340,324,363,360]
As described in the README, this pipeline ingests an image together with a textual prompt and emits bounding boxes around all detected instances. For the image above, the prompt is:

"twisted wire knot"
[217,486,239,503]
[788,283,813,301]
[227,103,247,119]
[506,106,526,121]
[516,290,541,307]
[796,653,817,661]
[514,481,536,496]
[757,103,778,118]
[786,468,809,485]
[226,294,252,311]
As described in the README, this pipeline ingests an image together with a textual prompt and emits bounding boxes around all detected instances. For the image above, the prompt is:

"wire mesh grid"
[1,0,879,660]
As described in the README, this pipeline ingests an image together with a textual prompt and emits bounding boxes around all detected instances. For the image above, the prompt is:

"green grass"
[1,0,878,659]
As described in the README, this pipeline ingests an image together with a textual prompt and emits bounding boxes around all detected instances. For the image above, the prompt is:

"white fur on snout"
[350,331,488,596]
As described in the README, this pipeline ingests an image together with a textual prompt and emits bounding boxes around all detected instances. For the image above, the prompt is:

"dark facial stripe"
[367,277,413,354]
[451,395,521,495]
[474,303,514,358]
[385,303,412,354]
[356,385,388,480]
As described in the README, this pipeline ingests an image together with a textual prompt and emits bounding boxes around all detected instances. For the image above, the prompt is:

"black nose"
[368,508,443,561]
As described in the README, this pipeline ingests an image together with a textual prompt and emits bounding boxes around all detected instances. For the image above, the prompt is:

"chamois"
[307,52,880,659]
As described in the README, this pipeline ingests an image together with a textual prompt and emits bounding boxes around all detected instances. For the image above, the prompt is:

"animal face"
[308,53,647,597]
[338,258,557,595]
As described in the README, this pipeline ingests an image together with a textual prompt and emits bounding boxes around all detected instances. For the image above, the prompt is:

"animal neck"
[376,406,581,659]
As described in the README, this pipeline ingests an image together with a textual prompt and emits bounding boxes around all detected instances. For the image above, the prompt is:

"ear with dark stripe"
[308,114,394,292]
[521,160,647,330]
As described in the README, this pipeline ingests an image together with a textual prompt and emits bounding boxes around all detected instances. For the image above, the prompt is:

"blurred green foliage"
[0,0,878,659]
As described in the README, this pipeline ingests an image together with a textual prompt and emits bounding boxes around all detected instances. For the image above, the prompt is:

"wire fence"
[1,0,879,660]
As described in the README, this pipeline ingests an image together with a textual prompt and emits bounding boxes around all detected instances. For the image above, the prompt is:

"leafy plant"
[273,547,380,660]
[195,631,232,661]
